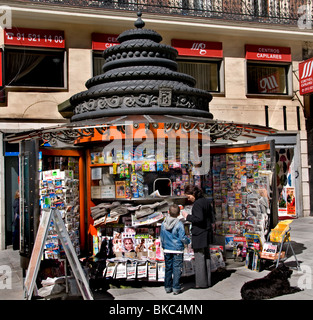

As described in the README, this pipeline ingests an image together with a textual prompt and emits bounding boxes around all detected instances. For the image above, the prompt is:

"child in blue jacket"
[160,204,190,295]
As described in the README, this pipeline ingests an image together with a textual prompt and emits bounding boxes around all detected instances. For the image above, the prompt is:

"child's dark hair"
[169,203,180,218]
[184,185,203,200]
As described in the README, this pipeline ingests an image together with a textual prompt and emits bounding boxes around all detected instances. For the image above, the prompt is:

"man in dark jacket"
[182,185,215,288]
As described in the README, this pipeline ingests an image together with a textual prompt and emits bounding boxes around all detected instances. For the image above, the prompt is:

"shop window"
[177,59,222,93]
[4,48,66,88]
[247,63,290,95]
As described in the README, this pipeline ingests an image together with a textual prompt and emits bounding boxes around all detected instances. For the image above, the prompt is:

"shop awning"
[4,114,277,145]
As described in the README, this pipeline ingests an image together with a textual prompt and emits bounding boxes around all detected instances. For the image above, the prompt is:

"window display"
[247,63,288,95]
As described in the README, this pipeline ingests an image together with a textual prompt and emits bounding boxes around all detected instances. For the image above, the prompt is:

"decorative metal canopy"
[4,115,277,145]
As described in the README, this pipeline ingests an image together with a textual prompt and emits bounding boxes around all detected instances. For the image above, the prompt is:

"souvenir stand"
[62,13,225,282]
[78,119,226,282]
[81,132,277,282]
[62,14,277,282]
[5,13,278,292]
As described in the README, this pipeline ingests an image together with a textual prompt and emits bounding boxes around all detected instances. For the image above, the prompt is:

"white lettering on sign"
[258,47,280,54]
[105,43,118,48]
[301,60,313,79]
[107,36,118,43]
[191,42,207,55]
[256,53,282,60]
[5,32,63,44]
[105,36,118,48]
[4,28,65,48]
[5,31,13,40]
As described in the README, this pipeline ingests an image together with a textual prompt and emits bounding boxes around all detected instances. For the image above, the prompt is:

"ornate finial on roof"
[134,12,145,29]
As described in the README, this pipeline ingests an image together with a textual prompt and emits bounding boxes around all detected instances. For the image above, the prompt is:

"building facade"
[0,0,312,250]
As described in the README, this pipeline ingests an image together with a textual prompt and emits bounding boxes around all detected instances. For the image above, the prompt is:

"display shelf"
[90,163,113,167]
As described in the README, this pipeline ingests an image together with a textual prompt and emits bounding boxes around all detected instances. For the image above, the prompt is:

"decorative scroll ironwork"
[95,126,109,135]
[164,121,243,142]
[21,0,307,25]
[41,128,95,145]
[38,120,256,145]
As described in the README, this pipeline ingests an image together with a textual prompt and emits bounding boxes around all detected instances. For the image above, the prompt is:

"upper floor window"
[92,33,118,77]
[177,59,221,92]
[247,63,289,95]
[93,52,104,76]
[4,48,66,88]
[172,39,224,94]
[245,44,292,97]
[2,27,66,89]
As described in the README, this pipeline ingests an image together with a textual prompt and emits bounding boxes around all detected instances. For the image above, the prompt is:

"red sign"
[299,57,313,95]
[245,44,291,62]
[171,39,223,58]
[4,28,65,48]
[92,33,119,51]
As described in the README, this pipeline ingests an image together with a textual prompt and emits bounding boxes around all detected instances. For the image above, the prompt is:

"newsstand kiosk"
[6,13,278,298]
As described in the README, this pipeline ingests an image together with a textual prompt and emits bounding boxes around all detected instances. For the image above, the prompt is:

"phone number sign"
[4,27,65,48]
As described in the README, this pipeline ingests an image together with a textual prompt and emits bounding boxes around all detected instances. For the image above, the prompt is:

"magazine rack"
[261,220,300,270]
[24,208,93,300]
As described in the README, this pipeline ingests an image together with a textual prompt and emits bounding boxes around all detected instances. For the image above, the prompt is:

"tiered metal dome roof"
[69,12,213,122]
[4,14,278,146]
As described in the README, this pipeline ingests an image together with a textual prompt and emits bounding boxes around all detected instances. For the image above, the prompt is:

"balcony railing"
[13,0,312,25]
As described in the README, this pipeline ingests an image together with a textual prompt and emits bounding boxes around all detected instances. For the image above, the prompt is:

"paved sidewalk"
[0,247,24,300]
[1,216,313,300]
[96,216,313,300]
